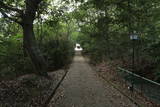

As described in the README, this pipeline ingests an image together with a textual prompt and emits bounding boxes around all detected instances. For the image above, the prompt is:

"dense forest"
[1,0,160,82]
[0,0,77,79]
[74,0,160,83]
[0,0,160,81]
[1,0,160,106]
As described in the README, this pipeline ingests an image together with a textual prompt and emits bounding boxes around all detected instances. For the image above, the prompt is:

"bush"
[0,34,75,80]
[42,37,74,70]
[0,36,34,80]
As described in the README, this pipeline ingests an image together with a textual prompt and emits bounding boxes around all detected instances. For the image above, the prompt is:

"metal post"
[131,39,135,92]
[130,32,138,92]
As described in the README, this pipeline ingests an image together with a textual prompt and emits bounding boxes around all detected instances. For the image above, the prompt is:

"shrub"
[0,36,34,79]
[0,34,74,79]
[42,37,74,70]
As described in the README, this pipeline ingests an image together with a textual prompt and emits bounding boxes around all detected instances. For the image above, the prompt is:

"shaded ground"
[96,61,159,107]
[49,53,137,107]
[0,70,65,107]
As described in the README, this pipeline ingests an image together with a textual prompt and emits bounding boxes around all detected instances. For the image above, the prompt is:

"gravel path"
[49,54,138,107]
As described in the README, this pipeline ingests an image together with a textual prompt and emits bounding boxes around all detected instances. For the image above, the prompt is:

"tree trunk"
[20,0,48,76]
[22,23,48,76]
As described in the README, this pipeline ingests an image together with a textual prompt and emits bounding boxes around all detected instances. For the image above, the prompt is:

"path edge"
[42,70,69,107]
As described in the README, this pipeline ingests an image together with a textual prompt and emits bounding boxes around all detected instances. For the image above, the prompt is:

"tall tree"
[0,0,48,76]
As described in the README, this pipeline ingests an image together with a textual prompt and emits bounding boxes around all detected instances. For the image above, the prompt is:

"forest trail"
[49,52,137,107]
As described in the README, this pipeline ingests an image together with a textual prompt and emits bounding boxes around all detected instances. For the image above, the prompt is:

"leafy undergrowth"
[94,61,160,107]
[0,70,65,107]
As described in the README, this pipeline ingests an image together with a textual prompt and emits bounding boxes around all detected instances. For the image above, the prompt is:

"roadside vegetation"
[0,0,160,106]
[75,0,160,83]
[0,0,78,80]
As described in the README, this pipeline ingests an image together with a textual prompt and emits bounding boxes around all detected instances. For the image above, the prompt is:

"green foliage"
[0,30,74,80]
[0,1,76,79]
[0,35,34,79]
[1,0,160,83]
[42,37,74,70]
[74,0,160,82]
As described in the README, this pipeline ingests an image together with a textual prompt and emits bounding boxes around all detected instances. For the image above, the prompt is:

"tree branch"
[0,1,23,14]
[0,9,22,25]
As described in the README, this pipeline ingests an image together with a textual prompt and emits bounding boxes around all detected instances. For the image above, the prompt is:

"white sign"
[130,34,138,40]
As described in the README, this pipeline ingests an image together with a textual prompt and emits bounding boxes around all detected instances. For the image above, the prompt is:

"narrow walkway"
[49,53,137,107]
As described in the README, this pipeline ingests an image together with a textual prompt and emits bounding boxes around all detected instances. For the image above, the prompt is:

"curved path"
[49,53,137,107]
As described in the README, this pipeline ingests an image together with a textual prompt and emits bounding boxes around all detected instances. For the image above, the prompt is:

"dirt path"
[49,54,137,107]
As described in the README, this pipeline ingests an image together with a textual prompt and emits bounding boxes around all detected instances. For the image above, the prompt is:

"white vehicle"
[75,43,83,51]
